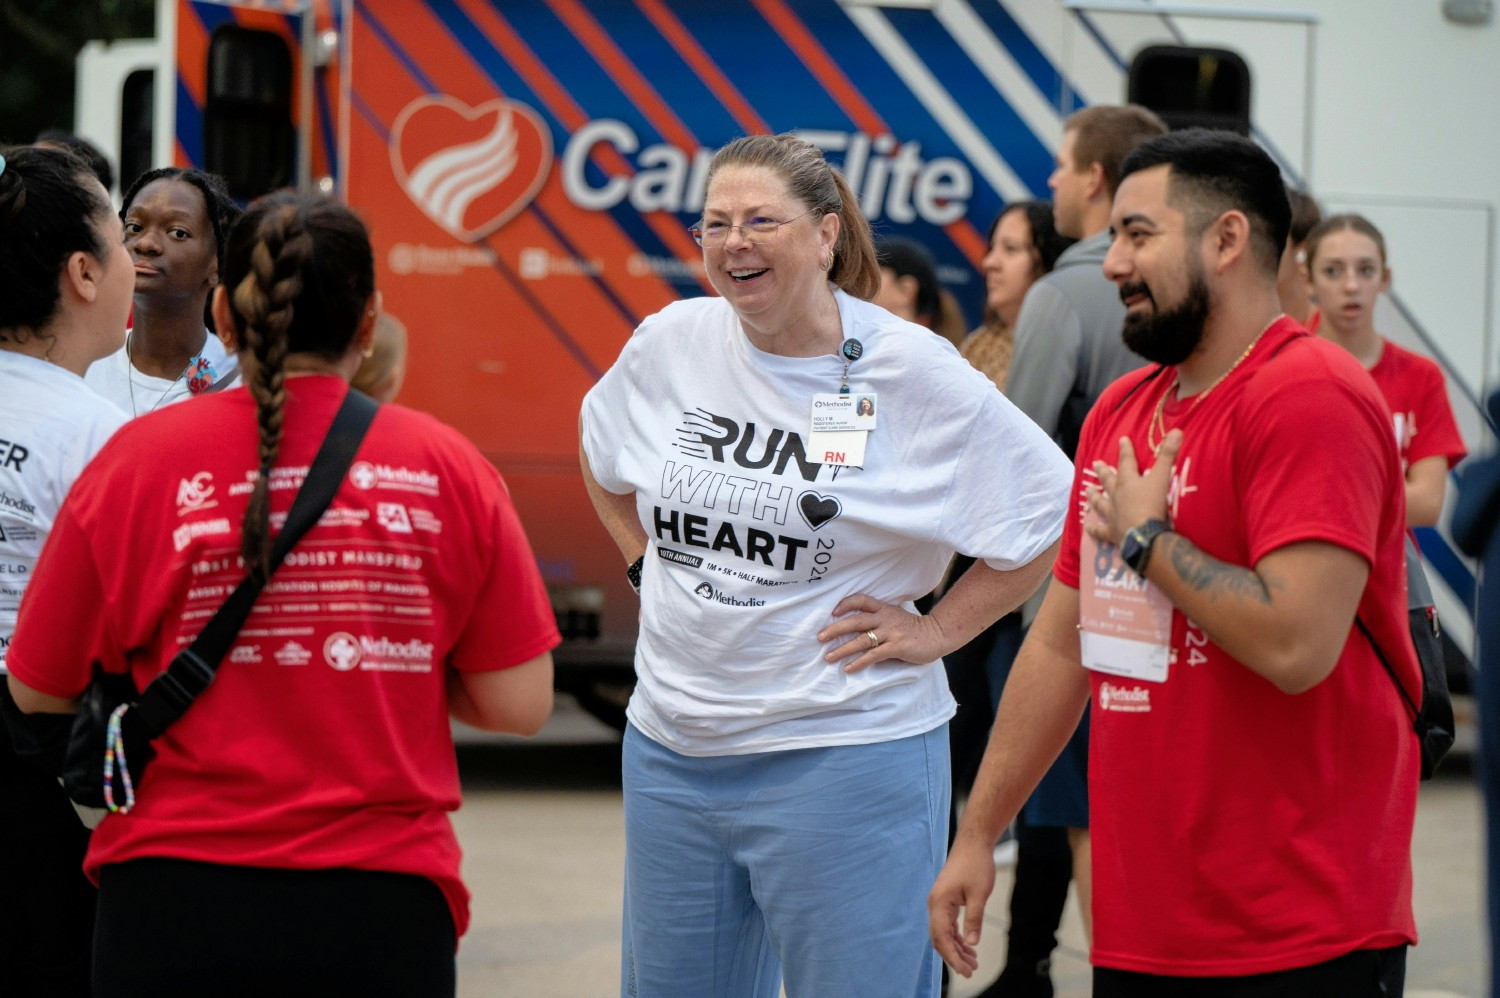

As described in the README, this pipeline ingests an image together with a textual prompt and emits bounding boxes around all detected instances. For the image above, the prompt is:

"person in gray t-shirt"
[1007,105,1167,460]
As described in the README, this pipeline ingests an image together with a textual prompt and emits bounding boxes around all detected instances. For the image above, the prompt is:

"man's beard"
[1120,273,1210,366]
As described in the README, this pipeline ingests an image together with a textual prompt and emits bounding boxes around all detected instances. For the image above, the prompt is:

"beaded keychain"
[103,702,137,813]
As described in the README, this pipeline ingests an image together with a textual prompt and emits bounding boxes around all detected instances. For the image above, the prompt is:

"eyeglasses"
[689,208,819,247]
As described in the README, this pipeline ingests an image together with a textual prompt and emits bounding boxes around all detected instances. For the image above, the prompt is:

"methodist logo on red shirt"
[1099,681,1151,713]
[323,632,363,672]
[390,95,553,243]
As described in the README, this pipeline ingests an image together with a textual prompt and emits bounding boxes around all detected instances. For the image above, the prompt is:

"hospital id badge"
[1078,526,1173,682]
[810,393,877,432]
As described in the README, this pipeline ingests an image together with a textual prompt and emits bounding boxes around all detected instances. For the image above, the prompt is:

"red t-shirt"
[8,377,559,936]
[1056,319,1419,975]
[1368,339,1468,470]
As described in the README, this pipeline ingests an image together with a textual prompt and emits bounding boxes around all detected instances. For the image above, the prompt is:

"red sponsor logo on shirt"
[274,640,312,666]
[176,472,216,514]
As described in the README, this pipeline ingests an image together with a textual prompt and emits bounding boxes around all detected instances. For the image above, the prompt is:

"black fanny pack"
[1359,537,1455,782]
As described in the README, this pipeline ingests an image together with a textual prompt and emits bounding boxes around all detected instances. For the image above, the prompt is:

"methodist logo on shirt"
[0,490,38,522]
[1099,681,1152,713]
[322,631,436,673]
[691,581,766,607]
[324,632,363,671]
[348,461,441,497]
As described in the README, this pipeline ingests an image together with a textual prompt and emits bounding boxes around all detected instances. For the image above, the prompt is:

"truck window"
[1127,45,1251,135]
[120,69,154,197]
[205,26,294,200]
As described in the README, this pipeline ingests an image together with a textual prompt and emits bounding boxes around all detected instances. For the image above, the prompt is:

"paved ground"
[452,699,1488,997]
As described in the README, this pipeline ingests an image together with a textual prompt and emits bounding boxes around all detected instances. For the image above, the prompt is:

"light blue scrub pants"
[620,723,950,998]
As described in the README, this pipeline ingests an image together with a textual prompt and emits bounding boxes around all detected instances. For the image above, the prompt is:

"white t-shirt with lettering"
[0,351,128,670]
[86,330,240,417]
[582,289,1073,756]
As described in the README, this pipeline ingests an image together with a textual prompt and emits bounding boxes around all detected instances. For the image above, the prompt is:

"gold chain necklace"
[1148,314,1284,455]
[125,333,194,418]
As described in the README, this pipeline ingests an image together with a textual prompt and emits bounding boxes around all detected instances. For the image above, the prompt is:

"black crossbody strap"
[131,388,379,736]
[1355,615,1420,724]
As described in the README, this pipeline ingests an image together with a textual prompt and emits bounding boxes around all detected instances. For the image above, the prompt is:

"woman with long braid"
[7,193,558,997]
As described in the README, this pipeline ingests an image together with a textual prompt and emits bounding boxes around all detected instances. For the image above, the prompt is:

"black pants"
[1094,945,1407,997]
[0,729,96,997]
[94,858,457,997]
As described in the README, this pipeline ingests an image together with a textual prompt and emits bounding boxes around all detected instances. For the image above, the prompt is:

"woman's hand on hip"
[817,594,945,673]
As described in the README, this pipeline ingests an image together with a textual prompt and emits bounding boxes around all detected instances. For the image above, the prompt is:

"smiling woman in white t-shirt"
[0,143,132,996]
[85,168,242,416]
[580,132,1073,998]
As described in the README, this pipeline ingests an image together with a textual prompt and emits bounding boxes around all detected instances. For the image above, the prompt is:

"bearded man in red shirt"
[931,129,1418,997]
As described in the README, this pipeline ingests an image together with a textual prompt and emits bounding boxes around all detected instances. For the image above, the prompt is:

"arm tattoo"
[1161,534,1275,605]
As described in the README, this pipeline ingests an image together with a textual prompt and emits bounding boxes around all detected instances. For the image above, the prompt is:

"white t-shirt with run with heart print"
[582,289,1072,756]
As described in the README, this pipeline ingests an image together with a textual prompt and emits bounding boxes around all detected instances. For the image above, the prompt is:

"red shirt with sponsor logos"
[1055,319,1419,975]
[8,376,559,936]
[1367,339,1467,470]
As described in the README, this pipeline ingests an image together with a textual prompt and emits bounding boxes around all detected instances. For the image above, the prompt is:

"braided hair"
[0,144,113,340]
[220,193,374,581]
[121,167,241,330]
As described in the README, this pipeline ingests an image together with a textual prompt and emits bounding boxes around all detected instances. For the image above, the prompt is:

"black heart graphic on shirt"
[798,492,842,530]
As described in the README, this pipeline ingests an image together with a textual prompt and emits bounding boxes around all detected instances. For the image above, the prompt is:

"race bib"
[1078,525,1174,682]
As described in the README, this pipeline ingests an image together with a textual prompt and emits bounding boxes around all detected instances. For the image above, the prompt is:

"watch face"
[1121,521,1162,573]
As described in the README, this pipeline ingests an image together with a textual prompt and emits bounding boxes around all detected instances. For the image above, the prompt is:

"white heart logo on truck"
[389,95,553,243]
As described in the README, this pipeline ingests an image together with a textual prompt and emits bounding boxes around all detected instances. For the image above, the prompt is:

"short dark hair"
[1064,105,1168,197]
[1119,129,1291,275]
[0,144,113,337]
[1285,186,1322,246]
[874,235,941,323]
[122,167,241,284]
[121,167,242,331]
[35,130,114,192]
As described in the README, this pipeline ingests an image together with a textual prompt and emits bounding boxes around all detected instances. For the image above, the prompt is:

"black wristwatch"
[1120,519,1171,577]
[626,555,644,595]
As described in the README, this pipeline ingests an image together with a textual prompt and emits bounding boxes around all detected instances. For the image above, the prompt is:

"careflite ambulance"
[75,0,1496,730]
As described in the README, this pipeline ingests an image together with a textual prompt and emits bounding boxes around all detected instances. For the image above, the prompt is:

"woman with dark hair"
[86,167,243,415]
[7,193,558,997]
[872,234,967,344]
[33,130,114,192]
[581,133,1072,997]
[961,200,1074,393]
[0,143,132,996]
